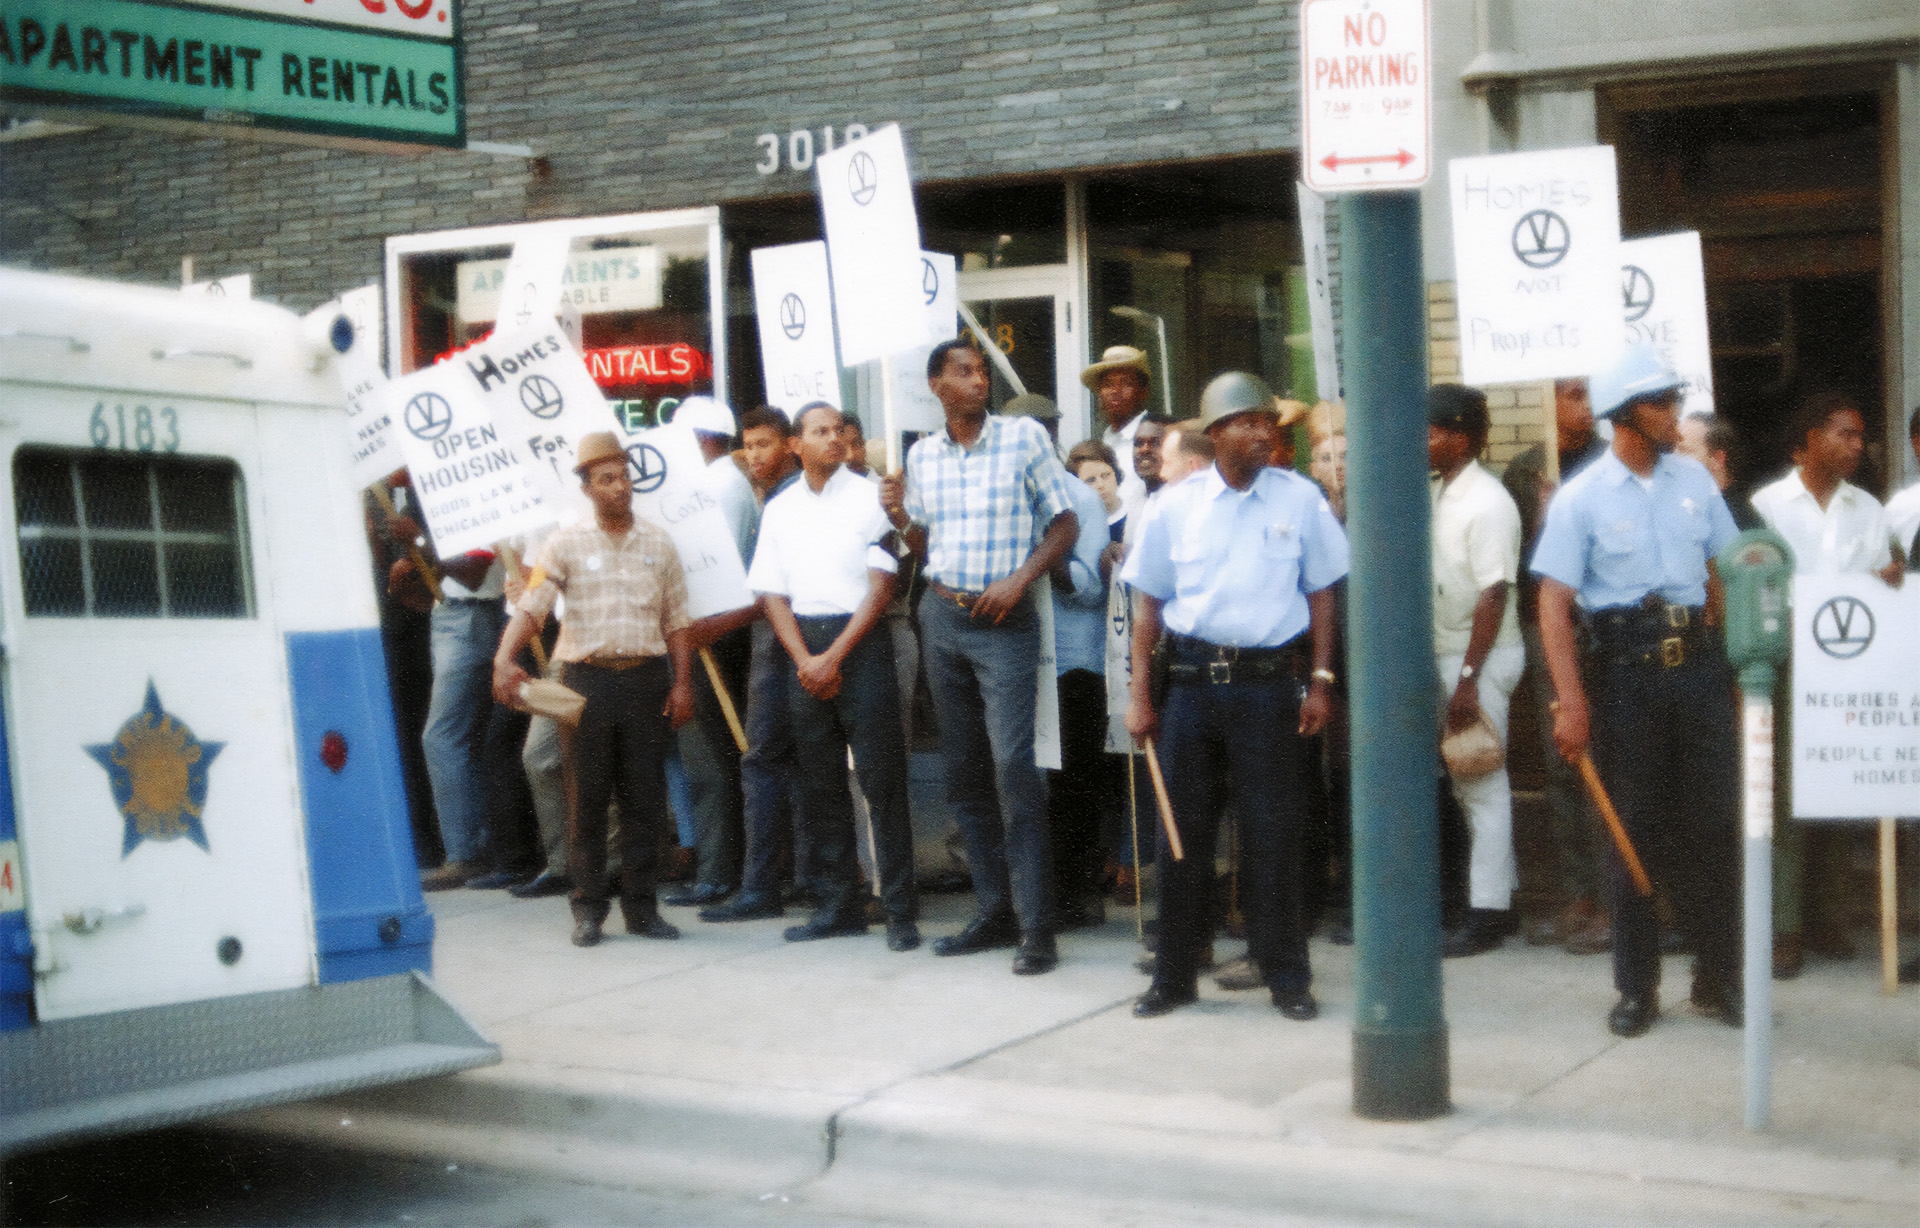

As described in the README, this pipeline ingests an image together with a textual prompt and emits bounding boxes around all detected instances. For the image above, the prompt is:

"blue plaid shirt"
[903,415,1077,593]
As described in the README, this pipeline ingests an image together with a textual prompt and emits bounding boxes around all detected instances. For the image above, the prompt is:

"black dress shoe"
[932,913,1019,956]
[510,870,571,899]
[1443,909,1511,958]
[1133,985,1198,1017]
[1690,979,1742,1028]
[663,882,734,908]
[624,914,681,940]
[885,918,922,952]
[783,913,868,942]
[571,916,603,947]
[1608,990,1658,1037]
[1012,936,1058,976]
[1272,987,1319,1021]
[699,892,782,922]
[467,869,533,891]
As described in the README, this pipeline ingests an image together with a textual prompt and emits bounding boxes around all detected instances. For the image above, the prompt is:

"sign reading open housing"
[0,0,462,148]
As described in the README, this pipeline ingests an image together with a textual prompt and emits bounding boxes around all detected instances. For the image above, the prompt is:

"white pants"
[1436,643,1525,911]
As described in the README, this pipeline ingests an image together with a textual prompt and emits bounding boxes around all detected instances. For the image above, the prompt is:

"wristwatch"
[1458,663,1477,682]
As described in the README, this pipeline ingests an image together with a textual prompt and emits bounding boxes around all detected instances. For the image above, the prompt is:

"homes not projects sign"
[0,0,462,148]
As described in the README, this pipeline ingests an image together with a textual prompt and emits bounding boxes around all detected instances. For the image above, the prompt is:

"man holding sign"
[881,341,1080,976]
[493,433,696,949]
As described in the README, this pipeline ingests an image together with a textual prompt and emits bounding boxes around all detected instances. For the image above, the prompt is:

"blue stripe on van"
[0,690,29,1032]
[284,628,433,984]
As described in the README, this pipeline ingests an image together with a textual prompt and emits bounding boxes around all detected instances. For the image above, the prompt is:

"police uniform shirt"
[746,464,897,617]
[1120,464,1349,648]
[1750,469,1893,576]
[1530,449,1737,611]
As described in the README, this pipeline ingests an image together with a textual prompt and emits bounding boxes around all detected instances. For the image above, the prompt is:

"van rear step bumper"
[0,972,498,1157]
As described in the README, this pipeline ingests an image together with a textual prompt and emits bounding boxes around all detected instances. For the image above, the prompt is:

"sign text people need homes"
[0,0,461,148]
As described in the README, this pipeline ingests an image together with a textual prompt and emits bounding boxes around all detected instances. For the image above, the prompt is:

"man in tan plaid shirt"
[494,432,695,948]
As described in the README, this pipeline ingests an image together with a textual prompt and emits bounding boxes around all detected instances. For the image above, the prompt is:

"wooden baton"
[1141,740,1185,862]
[1574,751,1654,897]
[699,647,750,754]
[497,543,548,673]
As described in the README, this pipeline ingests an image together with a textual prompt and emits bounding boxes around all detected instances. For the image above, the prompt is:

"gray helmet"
[1196,371,1278,431]
[1001,392,1058,420]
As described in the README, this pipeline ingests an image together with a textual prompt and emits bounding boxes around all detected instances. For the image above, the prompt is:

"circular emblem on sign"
[848,151,879,206]
[626,442,668,494]
[1811,596,1874,660]
[329,314,355,355]
[404,391,454,441]
[1512,209,1571,269]
[519,373,563,420]
[1621,265,1655,322]
[513,281,538,327]
[780,292,806,340]
[921,258,939,305]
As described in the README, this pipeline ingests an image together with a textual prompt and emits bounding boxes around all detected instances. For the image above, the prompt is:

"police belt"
[1164,633,1305,686]
[1581,599,1715,670]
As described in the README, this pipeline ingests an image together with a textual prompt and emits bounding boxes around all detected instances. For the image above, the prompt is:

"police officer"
[1121,373,1349,1020]
[1532,345,1743,1037]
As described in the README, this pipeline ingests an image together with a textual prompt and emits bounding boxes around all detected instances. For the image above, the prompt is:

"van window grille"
[13,447,254,619]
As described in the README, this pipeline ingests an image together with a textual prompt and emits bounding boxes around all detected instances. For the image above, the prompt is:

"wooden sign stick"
[371,483,444,604]
[1881,817,1898,996]
[1127,750,1144,939]
[497,543,548,673]
[1141,740,1185,862]
[699,647,750,754]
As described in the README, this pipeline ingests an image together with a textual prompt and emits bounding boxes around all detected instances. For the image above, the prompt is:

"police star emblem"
[86,682,224,856]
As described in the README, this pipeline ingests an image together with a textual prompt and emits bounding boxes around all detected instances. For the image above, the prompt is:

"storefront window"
[388,210,722,431]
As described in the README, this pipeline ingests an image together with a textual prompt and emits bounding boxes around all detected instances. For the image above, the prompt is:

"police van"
[0,268,495,1156]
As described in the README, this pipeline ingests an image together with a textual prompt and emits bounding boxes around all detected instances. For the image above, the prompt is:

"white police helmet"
[1590,344,1685,420]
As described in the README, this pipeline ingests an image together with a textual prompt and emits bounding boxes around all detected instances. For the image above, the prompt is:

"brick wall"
[1426,279,1547,469]
[0,0,1307,311]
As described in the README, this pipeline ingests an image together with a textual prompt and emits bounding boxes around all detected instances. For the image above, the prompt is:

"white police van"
[0,268,495,1156]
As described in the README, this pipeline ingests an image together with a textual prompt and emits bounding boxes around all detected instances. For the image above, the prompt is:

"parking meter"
[1715,528,1794,1132]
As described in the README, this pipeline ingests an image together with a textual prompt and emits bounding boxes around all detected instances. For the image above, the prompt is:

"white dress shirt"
[1431,459,1521,656]
[1750,469,1892,575]
[1103,412,1144,486]
[747,464,898,616]
[1884,478,1920,561]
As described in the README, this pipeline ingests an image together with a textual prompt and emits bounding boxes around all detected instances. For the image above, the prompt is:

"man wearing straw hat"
[1084,344,1155,494]
[1531,344,1743,1037]
[1121,372,1348,1021]
[493,432,695,948]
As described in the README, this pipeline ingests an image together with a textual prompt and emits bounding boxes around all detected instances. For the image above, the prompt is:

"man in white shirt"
[1083,345,1154,497]
[1428,385,1525,958]
[1883,406,1920,569]
[1750,389,1901,977]
[751,403,918,950]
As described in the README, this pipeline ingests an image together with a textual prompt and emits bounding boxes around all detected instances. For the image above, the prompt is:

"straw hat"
[572,431,628,476]
[1079,345,1151,391]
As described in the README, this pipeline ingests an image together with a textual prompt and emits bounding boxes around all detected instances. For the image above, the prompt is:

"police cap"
[1428,384,1490,438]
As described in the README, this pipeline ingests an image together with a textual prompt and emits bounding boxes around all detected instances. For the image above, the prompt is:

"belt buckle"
[1661,637,1684,668]
[1666,603,1689,630]
[1208,660,1232,685]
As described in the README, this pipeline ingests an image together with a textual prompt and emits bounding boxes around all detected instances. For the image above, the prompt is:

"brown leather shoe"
[1564,908,1613,955]
[1772,933,1805,980]
[420,859,481,892]
[1530,897,1592,946]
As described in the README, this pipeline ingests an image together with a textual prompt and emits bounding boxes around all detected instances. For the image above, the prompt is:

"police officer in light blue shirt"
[1532,344,1743,1039]
[1120,372,1348,1021]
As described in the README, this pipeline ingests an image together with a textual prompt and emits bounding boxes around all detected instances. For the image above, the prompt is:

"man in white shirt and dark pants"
[1750,388,1901,977]
[751,403,919,950]
[1427,385,1526,957]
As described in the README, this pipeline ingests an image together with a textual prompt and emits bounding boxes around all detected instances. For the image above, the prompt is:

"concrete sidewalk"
[235,888,1918,1226]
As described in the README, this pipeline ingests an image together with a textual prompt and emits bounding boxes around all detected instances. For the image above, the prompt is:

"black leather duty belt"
[1582,600,1715,670]
[1165,634,1304,686]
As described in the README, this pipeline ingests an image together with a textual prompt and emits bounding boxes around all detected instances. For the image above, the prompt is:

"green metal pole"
[1341,188,1449,1121]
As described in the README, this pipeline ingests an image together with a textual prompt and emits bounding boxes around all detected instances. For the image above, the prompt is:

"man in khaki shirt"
[495,432,695,948]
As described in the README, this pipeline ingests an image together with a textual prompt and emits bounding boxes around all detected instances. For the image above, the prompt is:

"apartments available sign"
[0,0,462,148]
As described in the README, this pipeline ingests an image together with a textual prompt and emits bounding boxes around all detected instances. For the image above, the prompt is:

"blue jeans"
[918,592,1052,937]
[423,599,505,865]
[739,621,808,896]
[1153,650,1312,996]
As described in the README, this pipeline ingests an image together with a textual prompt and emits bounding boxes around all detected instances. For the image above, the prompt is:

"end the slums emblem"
[86,682,224,857]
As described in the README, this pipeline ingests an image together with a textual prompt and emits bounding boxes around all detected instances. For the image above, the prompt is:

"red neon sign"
[584,344,708,387]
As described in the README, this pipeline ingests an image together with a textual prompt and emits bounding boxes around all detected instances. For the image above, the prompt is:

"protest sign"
[1791,575,1919,819]
[1449,146,1621,385]
[607,418,753,620]
[1295,183,1341,400]
[1104,577,1135,755]
[1033,575,1062,771]
[751,241,842,416]
[816,124,932,366]
[889,251,960,440]
[380,360,555,559]
[490,228,574,335]
[307,283,398,489]
[1619,231,1714,415]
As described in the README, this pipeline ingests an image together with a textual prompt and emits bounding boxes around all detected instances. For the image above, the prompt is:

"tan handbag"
[1441,711,1504,779]
[519,678,587,729]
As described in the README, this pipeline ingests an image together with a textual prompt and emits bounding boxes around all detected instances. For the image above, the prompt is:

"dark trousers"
[677,626,748,887]
[1050,669,1108,904]
[562,658,671,923]
[918,592,1053,937]
[483,701,541,876]
[1588,651,1740,996]
[1153,665,1312,996]
[787,615,917,924]
[740,621,809,896]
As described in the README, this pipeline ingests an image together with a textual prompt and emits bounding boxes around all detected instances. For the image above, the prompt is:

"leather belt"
[1165,634,1304,686]
[927,580,984,612]
[1583,601,1713,670]
[578,655,657,672]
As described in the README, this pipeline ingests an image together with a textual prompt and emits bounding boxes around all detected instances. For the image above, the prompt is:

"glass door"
[958,265,1088,448]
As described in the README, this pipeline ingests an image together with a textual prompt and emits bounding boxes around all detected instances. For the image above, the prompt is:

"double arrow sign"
[1318,149,1417,171]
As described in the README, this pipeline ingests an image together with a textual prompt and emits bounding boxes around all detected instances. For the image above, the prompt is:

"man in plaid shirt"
[881,340,1080,976]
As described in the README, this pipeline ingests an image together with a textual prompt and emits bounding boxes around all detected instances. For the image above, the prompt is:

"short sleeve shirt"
[521,515,691,662]
[1750,470,1892,576]
[1120,464,1349,648]
[1431,459,1521,656]
[901,415,1077,592]
[1530,450,1737,610]
[747,465,897,617]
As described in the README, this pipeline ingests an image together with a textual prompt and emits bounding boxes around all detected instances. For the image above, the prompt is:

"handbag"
[1440,710,1504,779]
